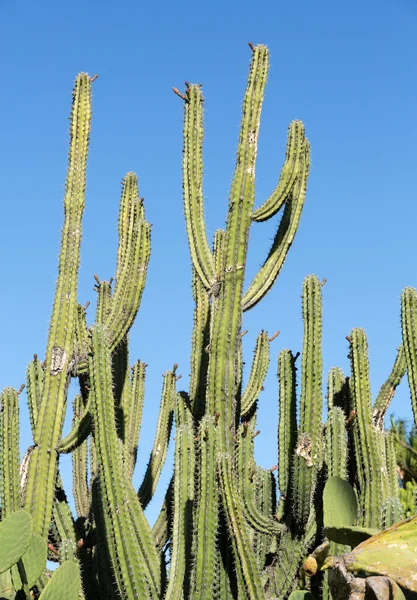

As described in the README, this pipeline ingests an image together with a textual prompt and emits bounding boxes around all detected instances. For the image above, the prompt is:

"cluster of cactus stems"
[1,43,417,600]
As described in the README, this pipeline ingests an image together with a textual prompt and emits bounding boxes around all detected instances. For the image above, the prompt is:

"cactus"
[2,42,417,600]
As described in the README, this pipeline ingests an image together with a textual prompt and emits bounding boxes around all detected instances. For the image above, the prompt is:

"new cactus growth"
[1,43,417,600]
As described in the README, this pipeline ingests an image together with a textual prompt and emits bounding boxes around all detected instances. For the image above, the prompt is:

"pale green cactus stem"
[348,328,382,528]
[242,139,310,312]
[240,331,270,417]
[326,407,348,480]
[251,466,277,570]
[292,275,323,530]
[189,269,210,420]
[89,324,161,599]
[95,279,112,324]
[23,73,92,538]
[372,344,406,430]
[401,287,417,427]
[151,478,173,550]
[26,355,44,438]
[182,82,216,290]
[0,388,21,517]
[277,349,298,521]
[73,303,90,376]
[164,393,195,600]
[71,396,89,519]
[58,393,92,454]
[252,120,306,222]
[137,368,176,508]
[189,414,219,599]
[124,360,146,477]
[327,366,348,412]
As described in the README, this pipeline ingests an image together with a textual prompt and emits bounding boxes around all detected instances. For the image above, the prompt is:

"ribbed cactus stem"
[327,367,348,412]
[124,360,146,477]
[26,355,44,438]
[401,287,417,427]
[277,349,297,521]
[89,324,160,599]
[24,73,92,538]
[240,331,270,417]
[189,269,210,420]
[0,388,21,517]
[182,84,216,290]
[252,120,306,222]
[326,407,348,479]
[292,275,323,530]
[71,396,89,519]
[373,344,406,430]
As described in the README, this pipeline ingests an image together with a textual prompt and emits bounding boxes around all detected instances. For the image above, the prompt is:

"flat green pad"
[345,514,417,592]
[38,561,82,600]
[11,533,47,589]
[324,525,380,547]
[323,476,357,529]
[0,511,32,574]
[288,592,315,600]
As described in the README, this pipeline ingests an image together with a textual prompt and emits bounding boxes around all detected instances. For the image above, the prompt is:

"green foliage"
[1,44,417,600]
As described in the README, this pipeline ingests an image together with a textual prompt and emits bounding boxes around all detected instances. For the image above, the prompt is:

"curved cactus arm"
[124,360,146,477]
[111,336,131,443]
[326,407,348,480]
[115,172,144,282]
[402,288,417,427]
[292,275,323,531]
[252,120,306,222]
[181,83,216,290]
[237,421,284,536]
[26,355,44,438]
[189,269,210,420]
[152,476,174,550]
[218,454,266,600]
[0,388,21,517]
[277,349,298,521]
[104,189,151,350]
[252,466,277,570]
[240,331,270,418]
[348,329,383,528]
[189,414,219,600]
[373,344,406,430]
[24,73,92,539]
[70,397,90,519]
[90,324,161,599]
[164,394,195,600]
[137,368,176,508]
[52,475,77,551]
[327,367,349,412]
[242,141,310,312]
[58,393,92,454]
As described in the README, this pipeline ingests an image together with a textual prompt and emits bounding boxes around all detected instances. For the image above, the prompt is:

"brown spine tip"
[269,330,280,342]
[90,74,98,83]
[241,329,248,337]
[33,353,38,361]
[346,335,352,343]
[83,300,90,310]
[175,374,182,381]
[252,430,260,439]
[172,363,179,374]
[248,42,255,52]
[270,465,278,472]
[47,543,60,556]
[18,384,25,394]
[321,278,327,286]
[93,273,100,284]
[172,87,186,101]
[185,81,190,88]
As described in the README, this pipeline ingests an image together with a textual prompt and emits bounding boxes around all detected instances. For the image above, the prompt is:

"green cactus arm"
[24,73,92,539]
[326,407,348,479]
[292,275,323,530]
[218,454,266,600]
[124,360,146,477]
[73,303,90,377]
[189,414,219,599]
[26,355,44,438]
[137,368,176,508]
[252,466,277,570]
[242,141,310,312]
[373,344,406,430]
[0,388,21,518]
[252,120,306,222]
[327,367,349,412]
[111,336,131,444]
[89,324,160,598]
[181,83,216,290]
[58,393,92,454]
[380,432,403,527]
[152,476,173,550]
[69,397,90,519]
[189,269,210,420]
[51,476,77,556]
[164,394,195,600]
[104,190,151,350]
[240,331,270,418]
[94,279,112,324]
[348,328,383,528]
[116,172,144,282]
[401,287,417,427]
[277,349,298,521]
[237,421,284,535]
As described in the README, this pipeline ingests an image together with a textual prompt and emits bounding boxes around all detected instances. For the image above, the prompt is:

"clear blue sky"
[1,0,416,523]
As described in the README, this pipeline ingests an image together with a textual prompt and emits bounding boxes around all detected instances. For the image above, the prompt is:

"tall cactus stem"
[240,331,270,418]
[373,344,406,430]
[0,388,21,517]
[401,287,417,427]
